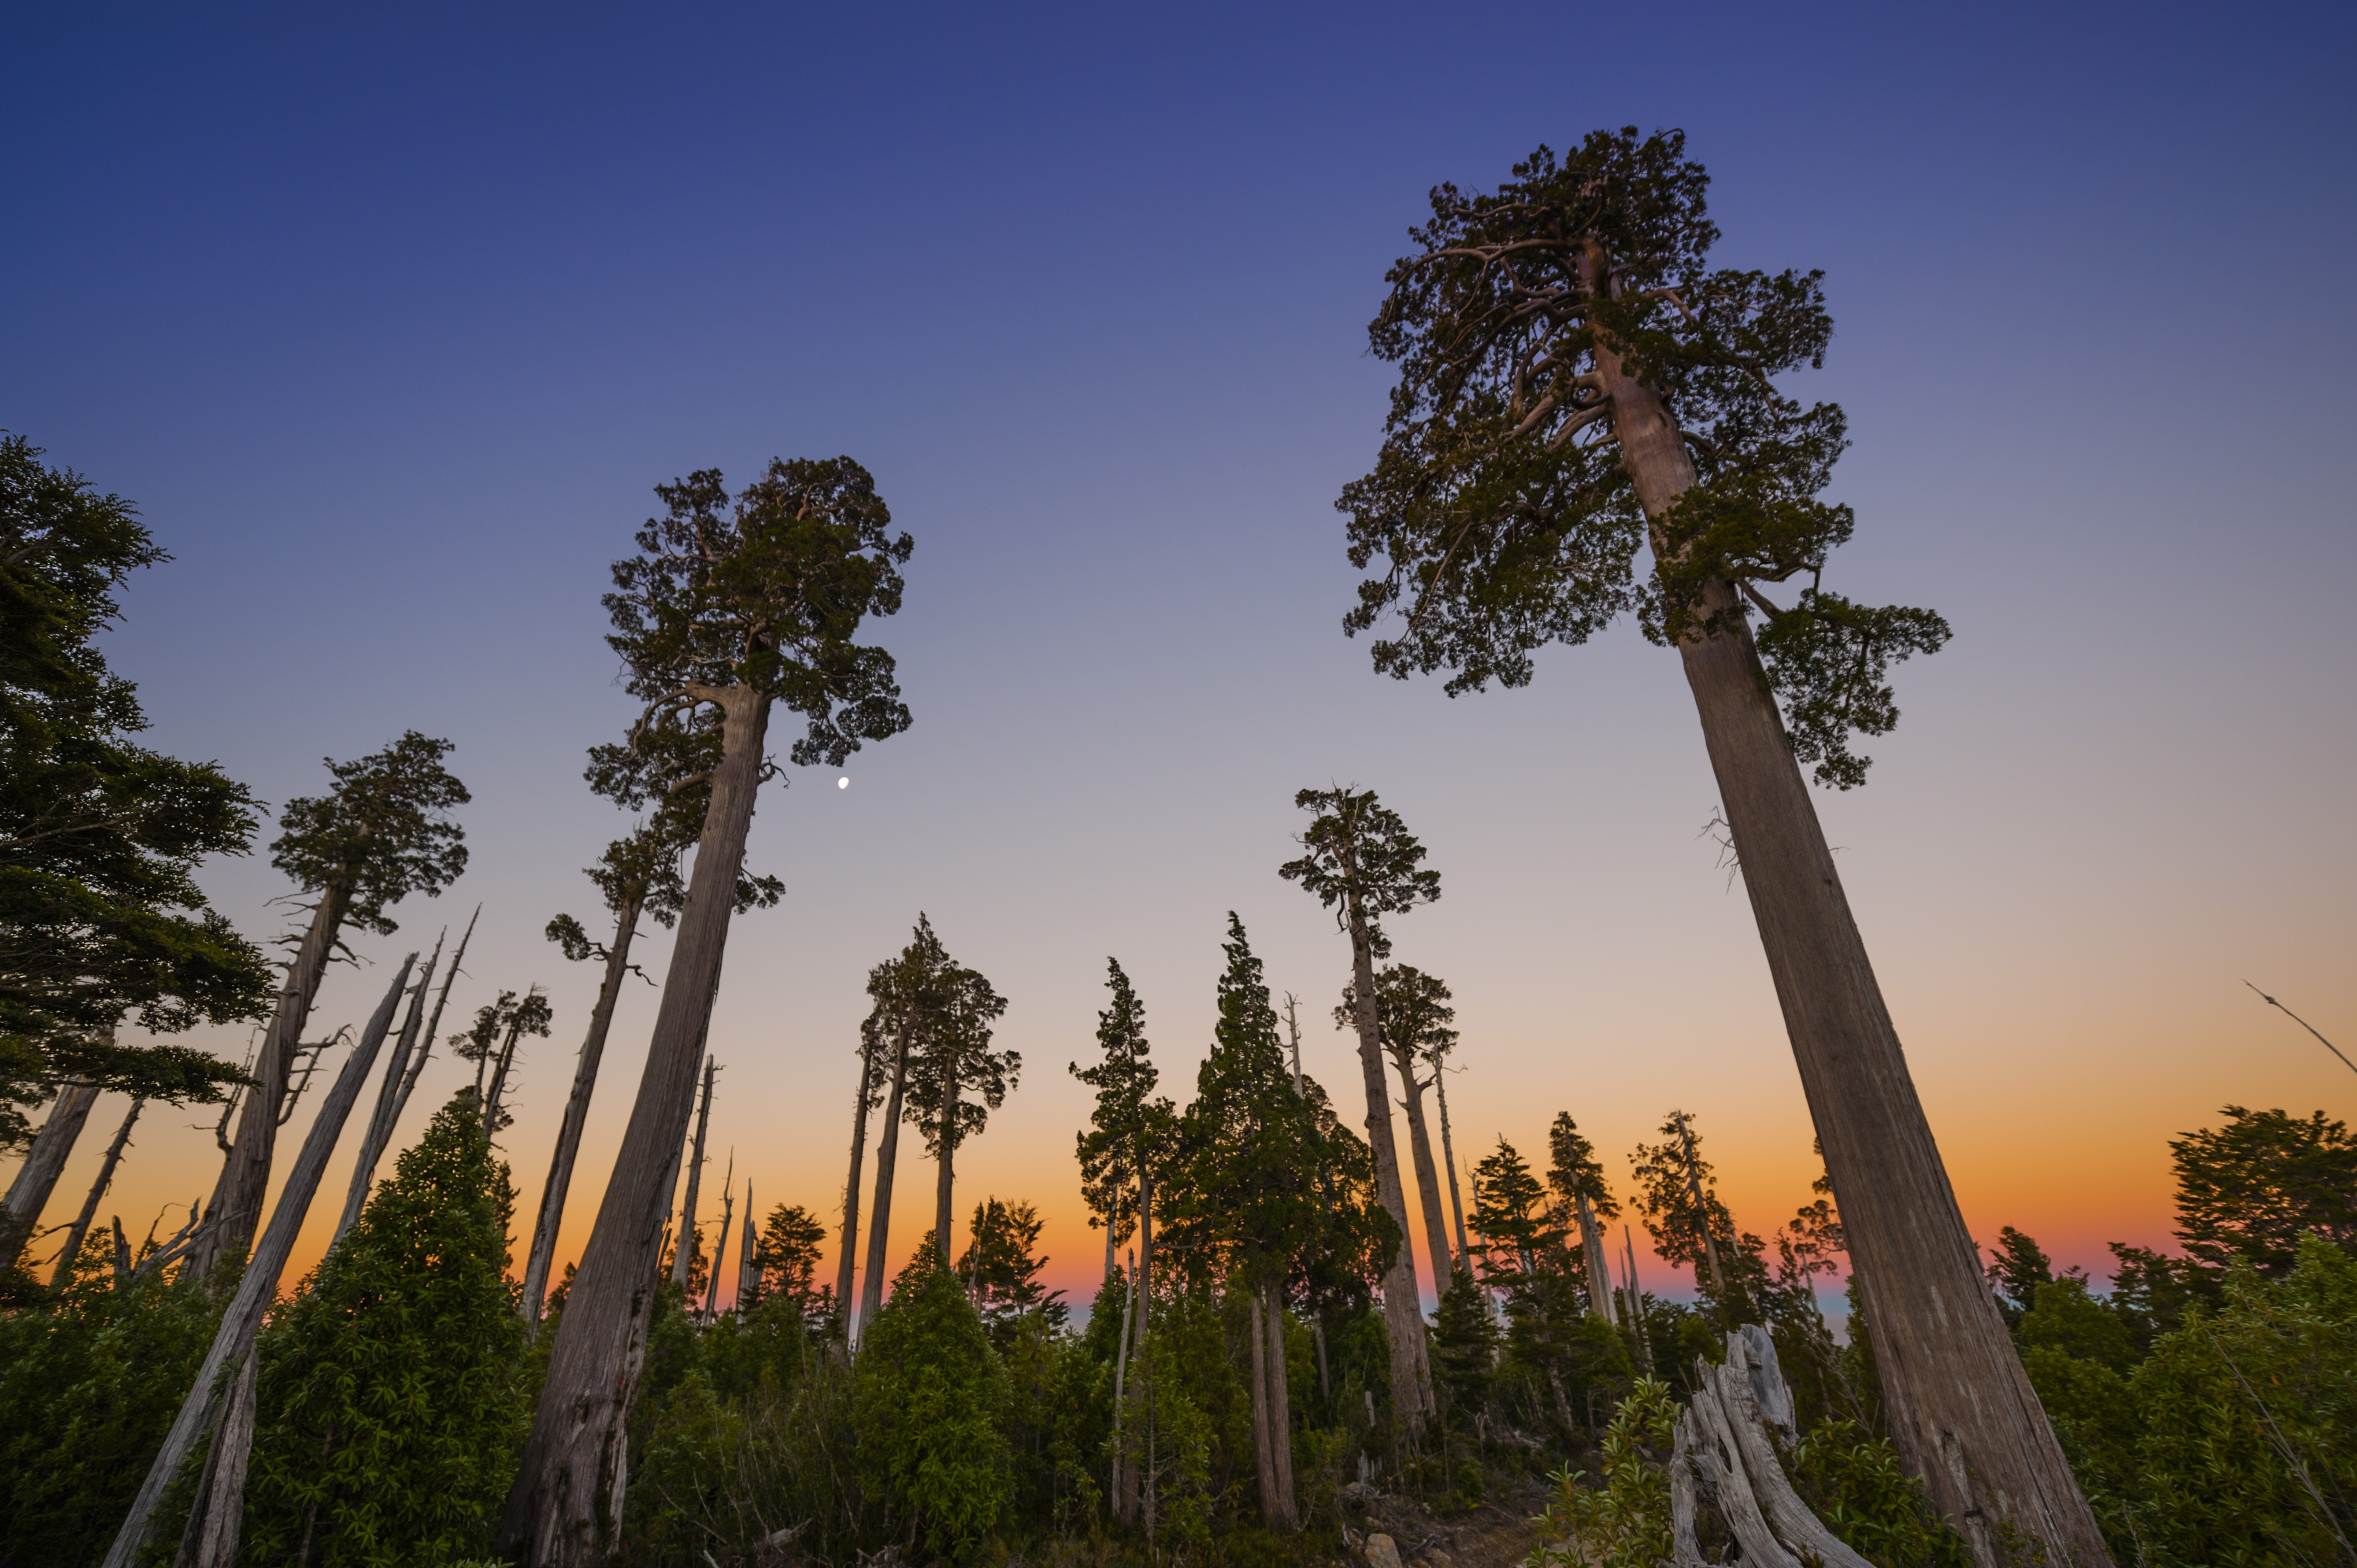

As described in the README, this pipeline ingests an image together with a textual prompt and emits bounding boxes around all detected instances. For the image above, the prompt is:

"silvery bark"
[187,883,350,1281]
[734,1181,758,1311]
[1576,1194,1616,1325]
[51,1096,142,1290]
[932,1056,957,1263]
[523,895,641,1329]
[103,956,412,1568]
[1387,1043,1455,1285]
[857,1013,914,1338]
[499,687,770,1567]
[1345,902,1431,1427]
[393,905,477,1128]
[1431,1064,1470,1268]
[1599,340,2109,1565]
[334,936,441,1249]
[671,1054,717,1289]
[4,1078,99,1261]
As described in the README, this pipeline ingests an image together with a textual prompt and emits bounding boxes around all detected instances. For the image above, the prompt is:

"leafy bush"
[1526,1376,1677,1568]
[854,1248,1012,1561]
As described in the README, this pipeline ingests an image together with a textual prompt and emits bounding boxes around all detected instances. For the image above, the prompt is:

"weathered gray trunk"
[857,1014,914,1337]
[51,1096,142,1289]
[1431,1065,1470,1268]
[1576,1194,1616,1324]
[701,1160,733,1319]
[334,936,441,1250]
[672,1054,717,1288]
[1111,1249,1138,1523]
[498,687,771,1568]
[1623,1226,1654,1373]
[523,896,641,1329]
[103,956,411,1568]
[1263,1283,1297,1529]
[188,883,351,1281]
[734,1181,758,1310]
[1388,1043,1456,1286]
[4,1078,100,1262]
[483,1009,528,1133]
[179,1351,257,1568]
[833,1029,880,1319]
[1248,1273,1280,1526]
[393,905,477,1128]
[1600,340,2109,1566]
[1345,904,1431,1427]
[1679,1124,1728,1303]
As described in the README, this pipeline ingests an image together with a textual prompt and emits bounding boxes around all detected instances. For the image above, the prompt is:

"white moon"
[837,777,849,789]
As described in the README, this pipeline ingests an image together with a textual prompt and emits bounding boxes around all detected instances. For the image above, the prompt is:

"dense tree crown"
[1335,962,1455,1064]
[606,456,912,770]
[271,731,469,937]
[1546,1112,1619,1219]
[1338,127,1948,787]
[0,438,268,1139]
[2167,1106,2355,1276]
[1071,959,1168,1253]
[1279,786,1439,956]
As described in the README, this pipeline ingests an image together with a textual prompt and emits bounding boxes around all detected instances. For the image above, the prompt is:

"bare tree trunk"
[4,1078,100,1262]
[1389,1044,1456,1287]
[104,956,412,1568]
[1576,1194,1616,1325]
[1111,1248,1138,1524]
[523,897,641,1330]
[188,884,352,1281]
[857,1014,915,1339]
[334,934,442,1250]
[1345,903,1431,1428]
[498,687,771,1568]
[1248,1274,1280,1527]
[933,1058,958,1264]
[1431,1065,1470,1268]
[671,1055,717,1289]
[1263,1283,1297,1530]
[51,1097,142,1289]
[392,905,477,1128]
[178,1351,257,1568]
[833,1028,880,1320]
[1623,1227,1654,1374]
[1598,340,2107,1566]
[702,1154,733,1319]
[1678,1120,1729,1307]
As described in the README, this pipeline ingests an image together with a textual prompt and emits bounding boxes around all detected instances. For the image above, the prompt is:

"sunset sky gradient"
[3,0,2351,1316]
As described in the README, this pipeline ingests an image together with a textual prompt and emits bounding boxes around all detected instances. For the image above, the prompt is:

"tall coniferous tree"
[906,948,1012,1265]
[187,733,469,1282]
[1279,785,1441,1428]
[1338,962,1458,1283]
[856,917,950,1337]
[1072,959,1161,1281]
[503,458,911,1565]
[1545,1112,1620,1322]
[1334,129,2098,1561]
[1627,1110,1739,1313]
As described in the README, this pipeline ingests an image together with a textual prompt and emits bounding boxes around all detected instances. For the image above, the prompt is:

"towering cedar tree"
[1545,1112,1621,1322]
[1627,1110,1736,1314]
[1071,958,1160,1281]
[855,916,951,1336]
[502,458,909,1565]
[1336,129,2099,1561]
[529,738,782,1328]
[1338,962,1457,1283]
[1280,785,1441,1429]
[905,945,1012,1264]
[185,733,468,1282]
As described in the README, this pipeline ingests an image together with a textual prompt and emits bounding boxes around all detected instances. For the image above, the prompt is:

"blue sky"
[6,1,2352,1300]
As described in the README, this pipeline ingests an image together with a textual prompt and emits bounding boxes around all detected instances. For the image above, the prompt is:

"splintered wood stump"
[1670,1325,1873,1568]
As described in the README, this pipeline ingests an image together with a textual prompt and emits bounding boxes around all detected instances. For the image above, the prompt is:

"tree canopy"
[1278,786,1439,959]
[1337,127,1948,787]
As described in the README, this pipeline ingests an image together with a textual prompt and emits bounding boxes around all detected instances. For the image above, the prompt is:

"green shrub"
[854,1248,1012,1561]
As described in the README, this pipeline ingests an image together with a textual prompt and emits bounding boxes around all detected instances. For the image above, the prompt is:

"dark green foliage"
[904,955,1014,1172]
[1788,1421,1974,1568]
[0,435,268,1147]
[958,1196,1068,1348]
[0,1251,230,1567]
[750,1201,826,1313]
[605,458,912,768]
[241,1089,526,1565]
[270,730,470,937]
[1545,1112,1617,1221]
[1428,1267,1496,1427]
[1627,1109,1772,1324]
[1337,129,1946,787]
[1278,788,1438,960]
[853,1247,1012,1561]
[1071,957,1169,1258]
[2169,1105,2357,1276]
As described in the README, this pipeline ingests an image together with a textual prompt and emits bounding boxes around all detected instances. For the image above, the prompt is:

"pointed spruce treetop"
[1545,1110,1619,1220]
[606,457,912,772]
[1340,127,1948,787]
[270,731,469,937]
[1279,786,1438,959]
[1071,958,1172,1247]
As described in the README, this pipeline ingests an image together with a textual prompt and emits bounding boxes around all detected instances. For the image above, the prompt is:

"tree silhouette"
[1338,962,1458,1285]
[1280,784,1439,1429]
[1334,127,2094,1560]
[1072,959,1164,1281]
[186,732,467,1281]
[503,457,910,1564]
[905,945,1012,1265]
